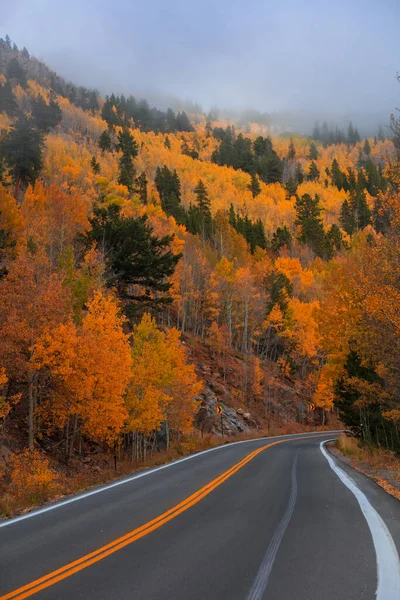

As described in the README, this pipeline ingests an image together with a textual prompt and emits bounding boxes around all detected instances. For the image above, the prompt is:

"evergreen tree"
[0,114,44,197]
[175,111,193,132]
[6,57,27,88]
[83,203,182,305]
[287,139,296,160]
[335,351,383,442]
[101,95,121,127]
[194,179,211,213]
[98,130,112,152]
[90,156,100,174]
[363,138,371,156]
[325,224,343,257]
[377,124,386,142]
[155,166,186,225]
[164,136,171,149]
[295,194,326,257]
[373,195,391,234]
[248,173,261,197]
[321,121,330,146]
[285,177,297,198]
[340,199,355,235]
[365,159,382,196]
[31,95,62,133]
[308,141,319,160]
[194,179,213,241]
[331,158,346,190]
[266,272,293,315]
[136,172,148,205]
[116,128,138,192]
[271,226,292,254]
[347,168,357,191]
[258,153,282,184]
[0,80,17,116]
[306,161,319,182]
[312,122,321,140]
[351,188,371,230]
[295,163,304,184]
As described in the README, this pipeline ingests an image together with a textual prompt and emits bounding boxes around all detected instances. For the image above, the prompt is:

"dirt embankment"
[329,434,400,501]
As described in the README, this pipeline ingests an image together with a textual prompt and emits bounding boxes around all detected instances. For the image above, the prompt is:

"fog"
[3,0,399,133]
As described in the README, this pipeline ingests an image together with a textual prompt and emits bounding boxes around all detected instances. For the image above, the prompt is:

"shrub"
[9,449,56,504]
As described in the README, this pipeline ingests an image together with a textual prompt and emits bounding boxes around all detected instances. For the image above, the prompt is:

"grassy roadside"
[334,434,400,501]
[1,423,330,519]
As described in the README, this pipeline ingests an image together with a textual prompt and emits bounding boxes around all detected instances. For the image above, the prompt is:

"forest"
[0,35,399,509]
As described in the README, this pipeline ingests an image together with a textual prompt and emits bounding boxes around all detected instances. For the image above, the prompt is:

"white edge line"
[0,430,342,530]
[320,440,400,600]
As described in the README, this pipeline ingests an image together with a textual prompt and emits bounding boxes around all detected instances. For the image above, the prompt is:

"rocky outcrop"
[195,387,250,436]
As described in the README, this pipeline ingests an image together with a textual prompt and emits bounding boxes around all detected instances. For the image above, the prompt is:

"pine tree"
[325,224,343,256]
[0,80,17,116]
[98,130,112,152]
[331,158,346,190]
[271,226,292,254]
[287,139,296,160]
[136,172,148,204]
[0,115,44,197]
[312,122,321,140]
[90,156,100,174]
[31,96,62,133]
[340,199,355,235]
[295,164,304,184]
[116,128,138,192]
[155,166,186,225]
[6,57,27,88]
[175,111,193,132]
[363,138,371,156]
[83,204,181,306]
[308,142,319,160]
[194,179,211,213]
[373,195,391,234]
[164,136,171,149]
[351,188,371,230]
[285,177,297,198]
[266,272,293,315]
[194,179,213,241]
[377,124,385,142]
[306,161,319,182]
[295,194,326,257]
[248,173,261,198]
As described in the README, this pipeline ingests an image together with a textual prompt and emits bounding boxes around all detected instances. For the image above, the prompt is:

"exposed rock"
[243,412,251,420]
[236,408,244,415]
[195,387,250,436]
[0,444,12,466]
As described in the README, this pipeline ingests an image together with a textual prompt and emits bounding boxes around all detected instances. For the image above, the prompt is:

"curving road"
[1,431,400,599]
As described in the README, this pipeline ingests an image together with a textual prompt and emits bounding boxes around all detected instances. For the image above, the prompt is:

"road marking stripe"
[0,431,342,530]
[0,435,324,600]
[320,441,400,600]
[247,452,298,600]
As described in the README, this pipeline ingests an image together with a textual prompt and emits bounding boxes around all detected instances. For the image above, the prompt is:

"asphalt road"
[1,431,400,599]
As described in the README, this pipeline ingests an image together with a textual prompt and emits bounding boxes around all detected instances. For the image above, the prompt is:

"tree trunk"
[165,420,170,451]
[28,372,35,449]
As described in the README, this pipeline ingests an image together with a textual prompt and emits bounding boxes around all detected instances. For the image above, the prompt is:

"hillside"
[0,36,399,512]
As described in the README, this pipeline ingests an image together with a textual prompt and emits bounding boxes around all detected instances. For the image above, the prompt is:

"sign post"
[216,405,223,437]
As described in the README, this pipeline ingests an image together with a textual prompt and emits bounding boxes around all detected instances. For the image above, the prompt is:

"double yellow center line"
[1,434,323,599]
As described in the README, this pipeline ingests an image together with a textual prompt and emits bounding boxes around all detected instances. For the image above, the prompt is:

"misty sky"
[2,0,400,120]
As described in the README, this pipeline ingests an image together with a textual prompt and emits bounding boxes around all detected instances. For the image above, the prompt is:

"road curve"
[1,431,400,599]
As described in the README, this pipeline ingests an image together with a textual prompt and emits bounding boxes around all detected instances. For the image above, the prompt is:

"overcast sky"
[2,0,399,122]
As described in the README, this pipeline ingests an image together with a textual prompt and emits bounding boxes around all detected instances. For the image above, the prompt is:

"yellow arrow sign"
[309,403,315,411]
[216,405,223,414]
